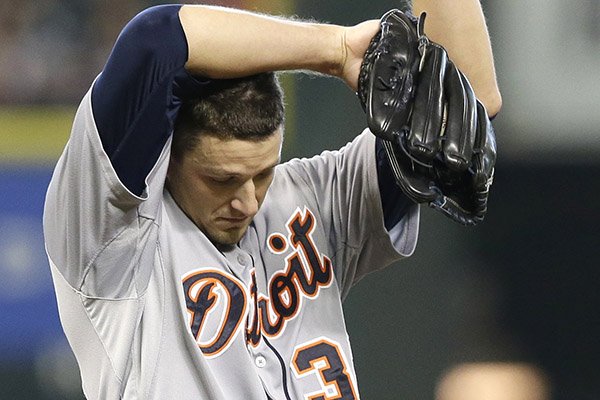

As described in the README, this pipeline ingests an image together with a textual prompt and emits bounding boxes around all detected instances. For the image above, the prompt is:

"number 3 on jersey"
[292,338,358,400]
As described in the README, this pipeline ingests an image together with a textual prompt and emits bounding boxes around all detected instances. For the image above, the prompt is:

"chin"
[206,227,248,247]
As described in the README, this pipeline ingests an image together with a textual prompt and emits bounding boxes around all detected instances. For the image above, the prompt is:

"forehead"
[187,130,283,175]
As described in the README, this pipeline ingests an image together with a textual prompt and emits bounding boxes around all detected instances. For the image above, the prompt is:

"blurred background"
[1,1,598,399]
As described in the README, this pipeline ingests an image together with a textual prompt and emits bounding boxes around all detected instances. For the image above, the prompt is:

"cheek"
[194,184,224,210]
[178,175,218,213]
[195,182,238,213]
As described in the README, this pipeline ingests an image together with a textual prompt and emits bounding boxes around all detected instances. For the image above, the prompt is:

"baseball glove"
[358,10,497,226]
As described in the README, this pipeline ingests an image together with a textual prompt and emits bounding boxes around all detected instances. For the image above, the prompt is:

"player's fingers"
[407,43,446,163]
[442,61,476,171]
[343,20,383,91]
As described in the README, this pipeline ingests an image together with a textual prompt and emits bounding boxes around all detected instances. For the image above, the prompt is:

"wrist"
[313,24,347,78]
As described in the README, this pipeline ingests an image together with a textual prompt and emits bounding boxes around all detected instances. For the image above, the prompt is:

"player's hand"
[338,20,380,91]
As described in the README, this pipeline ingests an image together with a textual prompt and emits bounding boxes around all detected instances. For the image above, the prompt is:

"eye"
[255,168,274,182]
[210,176,235,185]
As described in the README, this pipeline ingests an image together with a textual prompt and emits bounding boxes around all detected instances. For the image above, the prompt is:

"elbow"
[481,87,503,118]
[119,5,185,59]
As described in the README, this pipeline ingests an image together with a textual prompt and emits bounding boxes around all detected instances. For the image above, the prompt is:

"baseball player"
[43,2,500,399]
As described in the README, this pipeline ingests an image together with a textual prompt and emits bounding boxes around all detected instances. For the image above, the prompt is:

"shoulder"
[276,129,375,176]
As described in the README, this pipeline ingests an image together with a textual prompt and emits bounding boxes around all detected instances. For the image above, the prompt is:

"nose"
[230,179,259,217]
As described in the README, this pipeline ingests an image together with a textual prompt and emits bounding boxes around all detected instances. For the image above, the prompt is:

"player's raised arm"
[178,5,379,91]
[411,0,502,116]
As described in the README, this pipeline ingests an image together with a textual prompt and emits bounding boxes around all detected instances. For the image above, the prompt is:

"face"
[167,129,283,246]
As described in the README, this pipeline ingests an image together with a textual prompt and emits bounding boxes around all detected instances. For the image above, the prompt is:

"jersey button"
[255,355,267,368]
[237,254,247,266]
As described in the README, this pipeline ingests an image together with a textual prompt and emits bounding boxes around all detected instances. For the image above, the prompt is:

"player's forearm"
[412,0,502,116]
[179,5,345,79]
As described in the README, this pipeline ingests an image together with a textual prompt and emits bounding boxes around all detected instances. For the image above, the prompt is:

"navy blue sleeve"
[91,5,206,196]
[376,138,414,231]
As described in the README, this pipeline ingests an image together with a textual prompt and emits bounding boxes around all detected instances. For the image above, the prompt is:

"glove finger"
[472,100,497,189]
[442,61,477,171]
[407,43,447,163]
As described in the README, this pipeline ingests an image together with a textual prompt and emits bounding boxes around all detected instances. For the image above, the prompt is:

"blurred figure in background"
[0,1,144,104]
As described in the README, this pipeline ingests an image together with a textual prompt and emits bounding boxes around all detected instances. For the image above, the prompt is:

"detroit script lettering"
[182,207,333,356]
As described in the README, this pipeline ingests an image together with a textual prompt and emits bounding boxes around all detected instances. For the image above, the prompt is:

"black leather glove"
[358,10,497,225]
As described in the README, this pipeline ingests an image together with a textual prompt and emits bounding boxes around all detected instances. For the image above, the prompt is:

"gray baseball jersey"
[44,83,419,398]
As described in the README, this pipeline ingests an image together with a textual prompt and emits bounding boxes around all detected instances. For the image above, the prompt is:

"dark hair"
[171,72,285,159]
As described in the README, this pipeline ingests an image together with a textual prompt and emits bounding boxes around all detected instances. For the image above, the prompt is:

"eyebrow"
[207,160,279,178]
[254,162,280,176]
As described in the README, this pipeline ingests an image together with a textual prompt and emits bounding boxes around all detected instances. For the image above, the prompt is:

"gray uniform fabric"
[44,86,419,399]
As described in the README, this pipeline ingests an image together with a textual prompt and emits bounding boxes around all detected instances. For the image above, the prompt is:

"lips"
[220,216,247,222]
[217,216,249,227]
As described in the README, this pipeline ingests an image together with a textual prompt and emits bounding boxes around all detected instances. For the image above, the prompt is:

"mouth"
[217,216,249,227]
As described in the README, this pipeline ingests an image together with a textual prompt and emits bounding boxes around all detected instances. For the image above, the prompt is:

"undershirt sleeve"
[91,4,206,196]
[375,137,414,230]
